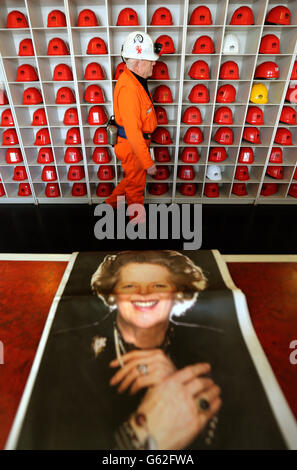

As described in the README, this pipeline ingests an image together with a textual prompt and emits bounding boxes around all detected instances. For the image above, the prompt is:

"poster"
[6,250,296,450]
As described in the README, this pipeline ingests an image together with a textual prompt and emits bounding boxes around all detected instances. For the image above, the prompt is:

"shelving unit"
[0,0,296,204]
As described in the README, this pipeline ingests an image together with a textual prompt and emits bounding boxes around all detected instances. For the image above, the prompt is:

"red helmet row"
[53,64,73,81]
[243,127,261,144]
[280,106,297,125]
[12,183,32,197]
[10,166,28,181]
[259,35,280,54]
[188,61,209,80]
[152,62,170,80]
[274,128,293,145]
[188,61,240,80]
[155,107,168,125]
[93,128,108,144]
[148,183,169,196]
[184,127,203,144]
[6,11,29,28]
[182,107,202,125]
[1,109,14,127]
[115,7,174,26]
[23,86,100,106]
[232,183,248,197]
[85,63,105,80]
[154,148,171,163]
[152,127,172,145]
[0,89,9,105]
[77,9,99,27]
[92,148,111,164]
[189,6,212,25]
[214,127,234,145]
[208,148,228,162]
[6,9,67,29]
[6,6,291,30]
[18,39,34,56]
[214,107,233,125]
[254,62,279,79]
[47,38,69,56]
[96,183,114,197]
[156,35,175,55]
[153,85,173,103]
[260,183,277,196]
[34,128,51,146]
[189,85,209,103]
[45,37,108,56]
[285,85,297,104]
[47,10,66,27]
[266,166,284,180]
[204,183,219,198]
[246,107,264,125]
[16,64,38,82]
[192,36,215,54]
[87,106,108,125]
[234,166,250,181]
[84,85,105,103]
[63,108,78,126]
[86,38,107,55]
[2,129,19,145]
[289,184,297,199]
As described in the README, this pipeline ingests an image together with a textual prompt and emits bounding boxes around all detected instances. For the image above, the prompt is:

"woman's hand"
[109,349,176,395]
[131,362,221,450]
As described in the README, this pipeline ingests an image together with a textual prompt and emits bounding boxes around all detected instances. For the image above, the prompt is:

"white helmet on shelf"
[206,165,222,181]
[121,31,161,61]
[223,33,240,54]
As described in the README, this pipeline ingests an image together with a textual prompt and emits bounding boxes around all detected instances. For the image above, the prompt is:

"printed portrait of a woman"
[14,250,286,450]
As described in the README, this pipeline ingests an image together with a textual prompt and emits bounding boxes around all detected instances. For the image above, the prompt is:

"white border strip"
[211,249,238,290]
[222,255,297,263]
[4,252,79,450]
[0,254,71,262]
[232,290,297,450]
[212,249,297,450]
[1,254,296,264]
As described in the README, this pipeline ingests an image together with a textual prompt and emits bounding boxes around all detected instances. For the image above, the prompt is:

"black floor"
[1,203,296,254]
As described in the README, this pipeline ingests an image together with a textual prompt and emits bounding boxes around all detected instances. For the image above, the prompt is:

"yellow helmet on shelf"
[250,83,268,104]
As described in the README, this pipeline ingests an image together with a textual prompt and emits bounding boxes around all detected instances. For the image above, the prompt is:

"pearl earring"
[176,292,184,301]
[108,295,116,305]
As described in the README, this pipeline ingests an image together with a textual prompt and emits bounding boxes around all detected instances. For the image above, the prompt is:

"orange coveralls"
[105,65,157,208]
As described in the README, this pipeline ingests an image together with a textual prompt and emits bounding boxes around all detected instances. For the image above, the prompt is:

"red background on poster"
[0,261,67,449]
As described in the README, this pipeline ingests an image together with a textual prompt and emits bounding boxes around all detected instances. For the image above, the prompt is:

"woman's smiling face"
[114,263,176,329]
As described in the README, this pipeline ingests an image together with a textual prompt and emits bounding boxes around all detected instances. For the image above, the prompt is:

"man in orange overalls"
[105,32,161,219]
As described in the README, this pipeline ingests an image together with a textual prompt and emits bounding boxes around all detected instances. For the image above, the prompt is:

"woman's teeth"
[132,300,158,308]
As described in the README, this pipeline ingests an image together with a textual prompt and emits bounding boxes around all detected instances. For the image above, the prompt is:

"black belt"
[116,124,151,140]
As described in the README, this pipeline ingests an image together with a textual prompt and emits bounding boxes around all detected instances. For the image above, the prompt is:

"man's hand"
[147,164,157,176]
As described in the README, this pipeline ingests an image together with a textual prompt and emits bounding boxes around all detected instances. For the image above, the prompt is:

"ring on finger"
[197,397,210,411]
[137,363,148,376]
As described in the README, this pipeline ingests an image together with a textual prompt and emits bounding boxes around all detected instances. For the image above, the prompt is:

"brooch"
[92,336,107,357]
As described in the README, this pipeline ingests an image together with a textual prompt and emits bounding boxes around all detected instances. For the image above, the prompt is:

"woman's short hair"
[91,251,207,316]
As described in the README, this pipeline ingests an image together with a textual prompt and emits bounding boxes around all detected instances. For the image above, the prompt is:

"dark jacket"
[16,308,286,450]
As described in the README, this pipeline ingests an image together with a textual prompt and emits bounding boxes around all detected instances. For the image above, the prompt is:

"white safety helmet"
[223,33,240,54]
[206,165,222,181]
[121,31,161,61]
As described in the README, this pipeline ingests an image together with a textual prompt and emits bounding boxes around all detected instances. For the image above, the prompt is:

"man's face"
[137,59,156,78]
